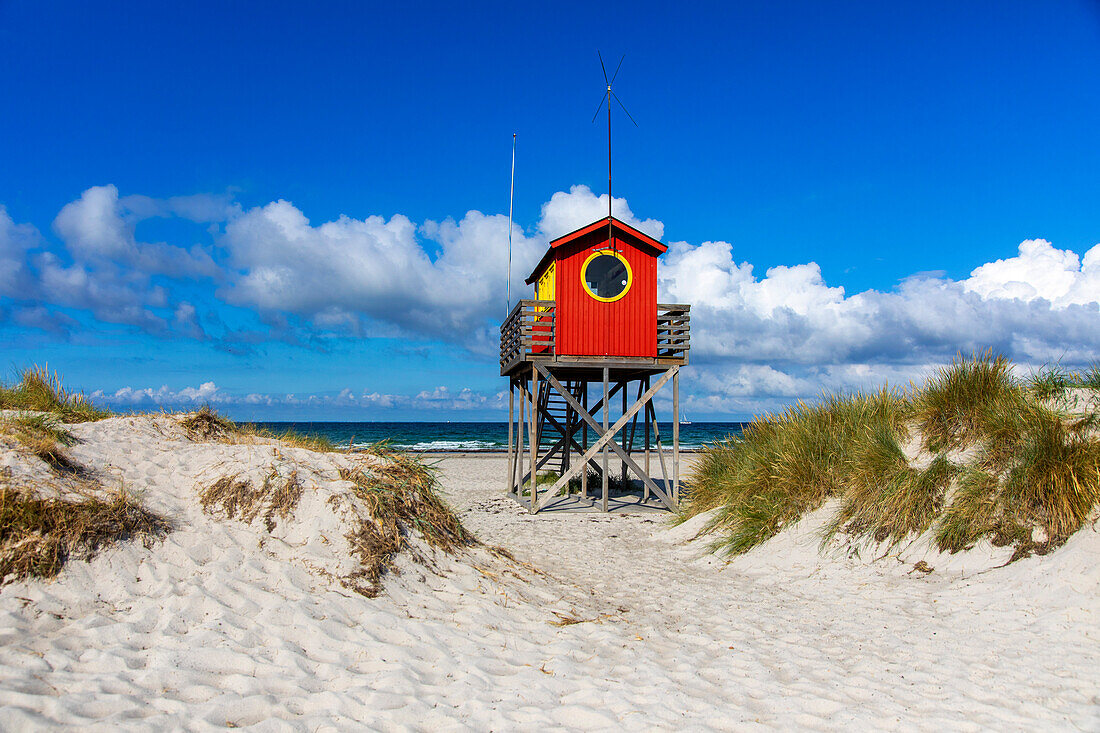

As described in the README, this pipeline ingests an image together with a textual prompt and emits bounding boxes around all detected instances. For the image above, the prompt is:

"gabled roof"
[525,216,667,284]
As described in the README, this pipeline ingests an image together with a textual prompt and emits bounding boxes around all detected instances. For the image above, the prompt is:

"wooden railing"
[500,300,556,372]
[500,300,691,373]
[657,304,691,360]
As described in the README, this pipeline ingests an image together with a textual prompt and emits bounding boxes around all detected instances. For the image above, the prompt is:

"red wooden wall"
[555,234,658,358]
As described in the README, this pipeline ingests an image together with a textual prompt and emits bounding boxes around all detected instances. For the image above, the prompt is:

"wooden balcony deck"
[500,300,690,377]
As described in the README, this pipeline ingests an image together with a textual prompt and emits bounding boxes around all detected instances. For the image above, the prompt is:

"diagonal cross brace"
[533,364,678,511]
[521,408,603,485]
[519,381,609,487]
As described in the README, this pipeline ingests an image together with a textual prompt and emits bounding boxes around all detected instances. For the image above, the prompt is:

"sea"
[245,421,748,453]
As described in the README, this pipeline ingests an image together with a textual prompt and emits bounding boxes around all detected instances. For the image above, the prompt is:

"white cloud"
[1,186,225,334]
[218,200,544,346]
[95,381,219,406]
[53,185,218,277]
[92,381,507,413]
[0,205,39,297]
[659,237,1100,371]
[5,184,1100,416]
[963,238,1100,307]
[537,184,664,241]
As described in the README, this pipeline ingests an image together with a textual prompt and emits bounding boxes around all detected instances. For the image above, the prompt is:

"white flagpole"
[507,133,516,314]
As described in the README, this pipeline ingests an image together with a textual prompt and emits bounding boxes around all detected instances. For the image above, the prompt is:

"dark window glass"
[584,254,629,299]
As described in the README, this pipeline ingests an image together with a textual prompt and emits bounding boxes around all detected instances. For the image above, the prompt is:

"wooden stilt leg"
[530,365,677,511]
[644,376,651,502]
[602,367,609,513]
[581,385,588,502]
[507,380,514,494]
[530,364,539,512]
[621,380,628,489]
[517,376,525,496]
[673,368,680,505]
[649,399,670,496]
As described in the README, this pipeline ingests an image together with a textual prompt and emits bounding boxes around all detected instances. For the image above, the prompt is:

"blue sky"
[2,1,1099,420]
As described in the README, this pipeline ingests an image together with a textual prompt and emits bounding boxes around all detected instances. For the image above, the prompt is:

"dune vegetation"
[0,485,170,583]
[682,352,1100,560]
[0,366,111,423]
[0,367,472,595]
[181,404,338,452]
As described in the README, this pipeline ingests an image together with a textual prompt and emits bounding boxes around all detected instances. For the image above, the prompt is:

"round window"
[581,251,632,302]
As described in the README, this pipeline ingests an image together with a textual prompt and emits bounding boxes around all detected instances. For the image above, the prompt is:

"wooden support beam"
[581,387,588,502]
[533,365,678,511]
[644,376,651,502]
[620,380,628,489]
[506,380,514,494]
[519,415,603,488]
[647,400,671,498]
[517,376,526,495]
[673,367,680,504]
[602,367,609,513]
[529,364,538,512]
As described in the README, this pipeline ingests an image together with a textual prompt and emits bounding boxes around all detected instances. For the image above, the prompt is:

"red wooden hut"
[525,217,667,358]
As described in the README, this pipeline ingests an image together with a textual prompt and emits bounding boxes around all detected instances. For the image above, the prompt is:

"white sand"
[1,421,1098,730]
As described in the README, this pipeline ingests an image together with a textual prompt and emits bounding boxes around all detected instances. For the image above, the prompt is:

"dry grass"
[338,452,475,597]
[197,448,474,597]
[180,406,336,452]
[684,352,1100,561]
[0,414,88,476]
[199,469,305,533]
[180,405,238,440]
[0,366,111,423]
[1028,365,1076,400]
[566,468,631,494]
[0,482,169,584]
[1079,363,1100,391]
[249,426,336,453]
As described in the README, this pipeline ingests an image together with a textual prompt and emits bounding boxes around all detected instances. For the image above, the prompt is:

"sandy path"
[0,423,1097,731]
[435,454,1100,731]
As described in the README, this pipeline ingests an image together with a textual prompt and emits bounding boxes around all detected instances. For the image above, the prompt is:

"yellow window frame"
[581,249,633,303]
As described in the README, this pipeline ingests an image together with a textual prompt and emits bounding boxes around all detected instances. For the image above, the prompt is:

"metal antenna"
[592,52,637,248]
[507,133,516,315]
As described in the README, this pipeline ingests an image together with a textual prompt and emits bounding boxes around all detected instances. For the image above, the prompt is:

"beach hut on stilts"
[500,216,690,512]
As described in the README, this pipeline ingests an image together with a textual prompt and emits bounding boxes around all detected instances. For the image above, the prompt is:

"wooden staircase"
[535,380,585,477]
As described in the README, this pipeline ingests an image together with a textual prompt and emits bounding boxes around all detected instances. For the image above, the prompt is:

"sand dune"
[0,419,1097,729]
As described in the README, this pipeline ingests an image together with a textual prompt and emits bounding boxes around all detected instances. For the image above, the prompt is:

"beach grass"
[682,352,1100,559]
[911,350,1023,452]
[684,389,906,554]
[567,468,631,494]
[1076,363,1100,390]
[0,366,111,423]
[1027,365,1076,400]
[339,452,475,596]
[199,468,306,534]
[0,483,169,584]
[180,405,337,452]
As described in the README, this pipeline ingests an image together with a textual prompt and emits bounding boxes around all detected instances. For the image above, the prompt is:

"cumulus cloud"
[537,184,664,240]
[0,205,39,297]
[659,238,1100,370]
[5,183,1100,415]
[94,381,219,406]
[963,238,1100,307]
[54,185,218,277]
[1,186,227,335]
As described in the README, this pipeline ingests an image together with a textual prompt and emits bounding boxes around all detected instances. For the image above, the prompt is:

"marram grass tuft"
[682,352,1100,561]
[0,366,111,423]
